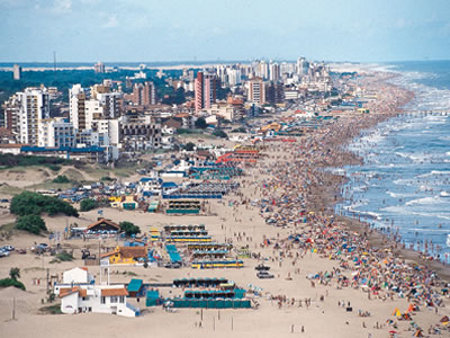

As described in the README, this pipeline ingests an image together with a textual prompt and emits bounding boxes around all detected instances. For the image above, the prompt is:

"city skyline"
[1,0,449,63]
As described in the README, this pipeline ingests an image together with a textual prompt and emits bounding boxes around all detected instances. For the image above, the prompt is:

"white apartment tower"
[17,87,50,144]
[69,84,88,131]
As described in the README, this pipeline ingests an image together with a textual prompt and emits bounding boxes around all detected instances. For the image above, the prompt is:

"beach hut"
[127,279,145,297]
[85,218,120,235]
[101,246,148,265]
[121,195,138,210]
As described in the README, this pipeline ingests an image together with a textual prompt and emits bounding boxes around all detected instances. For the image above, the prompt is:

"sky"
[0,0,449,63]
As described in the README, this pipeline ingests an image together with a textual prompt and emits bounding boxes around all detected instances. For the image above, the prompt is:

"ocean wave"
[386,191,414,198]
[405,196,443,206]
[382,205,450,221]
[406,228,450,233]
[417,170,450,178]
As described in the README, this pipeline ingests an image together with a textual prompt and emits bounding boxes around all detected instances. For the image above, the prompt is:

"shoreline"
[303,71,450,282]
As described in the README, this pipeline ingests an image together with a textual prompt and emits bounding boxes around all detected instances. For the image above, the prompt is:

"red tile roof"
[101,288,128,297]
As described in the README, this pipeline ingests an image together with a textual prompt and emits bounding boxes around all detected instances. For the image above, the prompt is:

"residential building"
[97,92,123,118]
[269,62,280,82]
[266,82,284,106]
[59,284,139,317]
[1,94,21,138]
[248,78,266,105]
[94,62,105,73]
[194,72,218,111]
[13,64,22,80]
[120,114,161,151]
[38,117,75,148]
[131,82,156,106]
[17,87,50,145]
[69,84,88,131]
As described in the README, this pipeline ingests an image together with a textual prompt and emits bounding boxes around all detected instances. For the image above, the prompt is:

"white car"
[0,249,10,257]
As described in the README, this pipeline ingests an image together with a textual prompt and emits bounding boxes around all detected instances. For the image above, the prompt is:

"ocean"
[337,60,450,263]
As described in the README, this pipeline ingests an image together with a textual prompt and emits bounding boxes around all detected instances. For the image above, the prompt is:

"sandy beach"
[0,70,448,338]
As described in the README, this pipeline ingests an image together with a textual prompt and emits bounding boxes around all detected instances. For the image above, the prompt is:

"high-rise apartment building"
[194,72,217,111]
[131,82,156,106]
[69,84,88,131]
[248,78,266,105]
[1,94,21,137]
[13,64,22,80]
[38,117,75,148]
[269,62,280,82]
[17,87,50,144]
[94,62,105,73]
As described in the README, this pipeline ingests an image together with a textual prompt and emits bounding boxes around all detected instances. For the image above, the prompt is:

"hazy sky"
[0,0,449,63]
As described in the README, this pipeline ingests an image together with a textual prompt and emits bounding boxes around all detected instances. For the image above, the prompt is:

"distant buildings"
[0,55,335,163]
[94,62,105,73]
[13,64,22,80]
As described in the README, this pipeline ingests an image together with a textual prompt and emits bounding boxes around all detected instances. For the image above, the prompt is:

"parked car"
[0,249,10,257]
[37,243,49,250]
[255,264,270,271]
[257,271,274,279]
[1,245,14,251]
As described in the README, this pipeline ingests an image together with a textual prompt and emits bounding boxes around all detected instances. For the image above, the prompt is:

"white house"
[59,284,139,317]
[63,267,95,284]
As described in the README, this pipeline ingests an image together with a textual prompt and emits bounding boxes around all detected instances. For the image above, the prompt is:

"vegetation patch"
[39,304,62,315]
[119,221,141,236]
[55,250,74,262]
[52,175,71,184]
[0,154,71,168]
[80,198,98,212]
[0,268,26,290]
[10,191,79,217]
[15,215,47,235]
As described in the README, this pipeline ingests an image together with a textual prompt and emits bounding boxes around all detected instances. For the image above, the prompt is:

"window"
[110,296,118,303]
[101,296,106,304]
[119,296,125,303]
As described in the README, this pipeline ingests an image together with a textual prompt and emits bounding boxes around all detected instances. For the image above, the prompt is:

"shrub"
[231,127,247,133]
[101,176,114,182]
[48,165,61,172]
[119,221,141,237]
[56,251,73,261]
[52,175,70,183]
[9,267,20,280]
[0,278,26,291]
[15,215,47,234]
[184,142,195,151]
[10,191,79,217]
[80,198,97,212]
[212,129,228,138]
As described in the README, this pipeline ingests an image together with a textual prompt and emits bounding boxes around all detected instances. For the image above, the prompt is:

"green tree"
[119,221,141,237]
[15,215,47,235]
[9,267,20,281]
[80,199,98,212]
[195,117,207,129]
